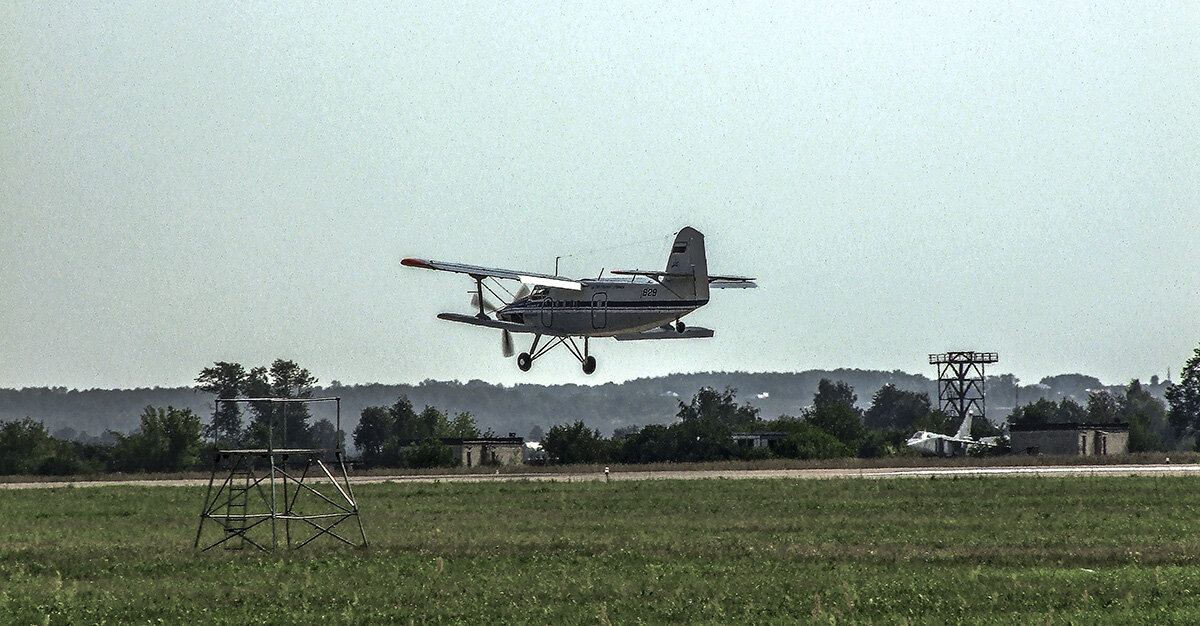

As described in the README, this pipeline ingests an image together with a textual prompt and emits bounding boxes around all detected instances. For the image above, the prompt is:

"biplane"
[402,226,755,374]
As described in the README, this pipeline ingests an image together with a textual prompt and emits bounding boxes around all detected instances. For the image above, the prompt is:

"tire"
[517,353,532,372]
[676,320,686,333]
[582,356,597,375]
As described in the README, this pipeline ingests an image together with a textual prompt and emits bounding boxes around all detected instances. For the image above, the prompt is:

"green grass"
[4,475,1200,623]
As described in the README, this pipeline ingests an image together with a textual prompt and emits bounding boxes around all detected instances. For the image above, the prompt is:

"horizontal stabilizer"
[709,279,757,289]
[614,326,715,341]
[436,313,570,337]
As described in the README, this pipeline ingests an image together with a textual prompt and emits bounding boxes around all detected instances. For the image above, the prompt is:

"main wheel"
[517,353,532,371]
[675,320,686,333]
[582,356,597,375]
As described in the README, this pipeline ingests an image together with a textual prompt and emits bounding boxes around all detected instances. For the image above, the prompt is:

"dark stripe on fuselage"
[502,299,708,315]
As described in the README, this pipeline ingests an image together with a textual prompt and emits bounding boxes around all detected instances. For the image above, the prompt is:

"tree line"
[0,406,202,475]
[536,381,967,465]
[3,345,1200,475]
[535,344,1200,465]
[351,395,487,468]
[0,359,342,476]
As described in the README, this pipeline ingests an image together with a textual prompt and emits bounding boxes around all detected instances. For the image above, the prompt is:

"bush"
[773,425,853,460]
[405,438,457,469]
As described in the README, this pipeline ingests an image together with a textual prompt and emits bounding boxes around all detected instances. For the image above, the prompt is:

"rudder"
[664,227,709,301]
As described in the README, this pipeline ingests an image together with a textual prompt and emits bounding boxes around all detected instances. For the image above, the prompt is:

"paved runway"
[3,463,1199,490]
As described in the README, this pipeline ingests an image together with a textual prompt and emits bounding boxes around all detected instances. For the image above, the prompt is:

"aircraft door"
[591,293,607,329]
[540,298,553,327]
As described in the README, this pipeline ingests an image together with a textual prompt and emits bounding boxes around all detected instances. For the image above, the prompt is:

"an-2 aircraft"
[402,226,755,374]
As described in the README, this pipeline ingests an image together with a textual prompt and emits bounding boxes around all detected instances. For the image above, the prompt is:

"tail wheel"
[517,353,532,372]
[675,320,686,333]
[582,356,597,375]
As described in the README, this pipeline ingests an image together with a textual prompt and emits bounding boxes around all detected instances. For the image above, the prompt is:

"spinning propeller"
[469,283,530,358]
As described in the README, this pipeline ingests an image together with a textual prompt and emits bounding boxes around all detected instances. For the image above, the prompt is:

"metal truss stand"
[193,397,367,552]
[929,351,999,424]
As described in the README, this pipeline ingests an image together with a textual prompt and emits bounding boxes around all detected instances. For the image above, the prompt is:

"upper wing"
[402,258,582,290]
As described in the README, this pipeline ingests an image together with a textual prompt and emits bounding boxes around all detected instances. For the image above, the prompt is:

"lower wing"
[613,326,715,341]
[436,313,571,337]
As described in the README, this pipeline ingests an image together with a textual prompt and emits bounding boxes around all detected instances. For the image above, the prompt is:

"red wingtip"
[401,258,430,268]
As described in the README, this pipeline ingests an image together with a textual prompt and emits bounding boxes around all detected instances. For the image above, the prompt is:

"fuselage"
[906,431,991,457]
[497,277,708,337]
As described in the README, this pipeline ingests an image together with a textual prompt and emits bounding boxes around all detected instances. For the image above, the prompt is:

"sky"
[2,2,1198,390]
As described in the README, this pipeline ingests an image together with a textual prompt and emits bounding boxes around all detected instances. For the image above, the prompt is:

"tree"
[542,421,607,464]
[1055,398,1087,423]
[677,386,760,429]
[405,438,457,468]
[415,405,449,439]
[195,361,247,446]
[1167,346,1200,441]
[1009,397,1086,426]
[1086,391,1122,424]
[1009,398,1056,426]
[772,424,853,460]
[612,424,640,440]
[353,406,394,462]
[353,397,483,467]
[242,360,318,448]
[268,359,318,447]
[803,379,864,445]
[1122,379,1168,452]
[115,406,202,472]
[310,418,344,450]
[864,384,934,431]
[671,418,735,462]
[446,411,481,438]
[0,418,86,475]
[912,409,957,435]
[242,366,273,446]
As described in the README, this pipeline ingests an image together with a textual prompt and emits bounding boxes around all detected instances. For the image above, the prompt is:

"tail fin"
[664,227,709,301]
[954,410,974,439]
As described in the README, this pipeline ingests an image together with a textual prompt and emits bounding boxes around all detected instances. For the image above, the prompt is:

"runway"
[3,463,1199,490]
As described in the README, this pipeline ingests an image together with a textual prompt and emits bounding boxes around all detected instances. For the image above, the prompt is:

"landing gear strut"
[514,334,597,375]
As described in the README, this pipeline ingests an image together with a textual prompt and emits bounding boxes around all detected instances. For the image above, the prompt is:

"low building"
[731,431,789,449]
[448,435,524,467]
[1009,422,1129,456]
[400,435,525,467]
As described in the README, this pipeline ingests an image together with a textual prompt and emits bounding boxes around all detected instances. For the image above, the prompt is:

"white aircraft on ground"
[905,410,1002,457]
[402,226,755,374]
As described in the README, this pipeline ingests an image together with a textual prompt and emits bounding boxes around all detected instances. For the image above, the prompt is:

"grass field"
[4,474,1200,623]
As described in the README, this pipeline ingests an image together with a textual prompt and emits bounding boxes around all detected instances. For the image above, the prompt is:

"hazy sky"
[3,2,1197,390]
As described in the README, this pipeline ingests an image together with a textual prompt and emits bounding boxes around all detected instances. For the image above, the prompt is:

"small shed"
[1009,422,1129,456]
[447,436,524,467]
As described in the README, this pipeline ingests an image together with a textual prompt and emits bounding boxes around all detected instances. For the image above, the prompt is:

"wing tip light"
[401,258,431,269]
